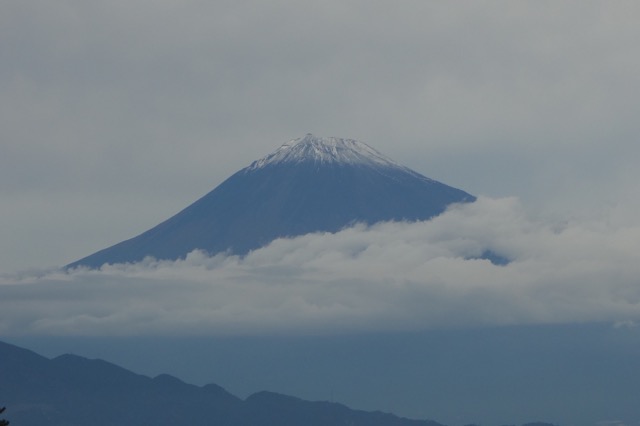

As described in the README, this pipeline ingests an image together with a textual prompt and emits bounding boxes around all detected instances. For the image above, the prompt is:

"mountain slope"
[0,340,443,426]
[68,134,474,268]
[237,391,441,426]
[0,340,242,426]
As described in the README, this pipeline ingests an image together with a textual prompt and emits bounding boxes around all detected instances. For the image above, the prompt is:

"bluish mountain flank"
[68,134,474,268]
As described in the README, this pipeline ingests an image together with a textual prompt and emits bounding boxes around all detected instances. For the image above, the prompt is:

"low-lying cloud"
[2,197,640,336]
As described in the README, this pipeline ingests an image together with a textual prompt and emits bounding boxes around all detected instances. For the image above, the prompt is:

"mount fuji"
[68,134,475,269]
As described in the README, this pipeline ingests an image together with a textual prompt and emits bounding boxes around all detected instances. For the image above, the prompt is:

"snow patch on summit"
[247,134,403,170]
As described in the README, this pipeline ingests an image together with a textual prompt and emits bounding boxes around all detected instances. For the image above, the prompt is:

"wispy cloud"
[2,197,639,336]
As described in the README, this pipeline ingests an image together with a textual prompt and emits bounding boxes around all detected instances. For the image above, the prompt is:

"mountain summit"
[68,134,475,268]
[248,133,402,168]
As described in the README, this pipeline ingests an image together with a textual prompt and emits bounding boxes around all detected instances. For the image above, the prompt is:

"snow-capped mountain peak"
[247,134,401,170]
[68,134,475,268]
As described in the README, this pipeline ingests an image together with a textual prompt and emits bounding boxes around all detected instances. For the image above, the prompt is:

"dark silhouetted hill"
[0,340,444,426]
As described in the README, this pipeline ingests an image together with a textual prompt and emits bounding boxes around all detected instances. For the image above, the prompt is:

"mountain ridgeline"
[0,339,443,426]
[68,134,475,268]
[0,339,558,426]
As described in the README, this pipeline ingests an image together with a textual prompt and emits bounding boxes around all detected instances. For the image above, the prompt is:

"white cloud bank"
[2,197,640,336]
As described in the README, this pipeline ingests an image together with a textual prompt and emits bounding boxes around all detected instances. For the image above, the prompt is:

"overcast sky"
[2,2,640,336]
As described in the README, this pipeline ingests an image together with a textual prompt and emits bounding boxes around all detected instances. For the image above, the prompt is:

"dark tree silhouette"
[0,406,9,426]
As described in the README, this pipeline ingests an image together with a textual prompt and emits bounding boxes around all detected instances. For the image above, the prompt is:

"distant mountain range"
[0,339,440,426]
[0,339,557,426]
[68,134,474,268]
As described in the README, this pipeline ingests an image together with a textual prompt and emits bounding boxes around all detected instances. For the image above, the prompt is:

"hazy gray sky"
[2,1,640,274]
[2,2,640,336]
